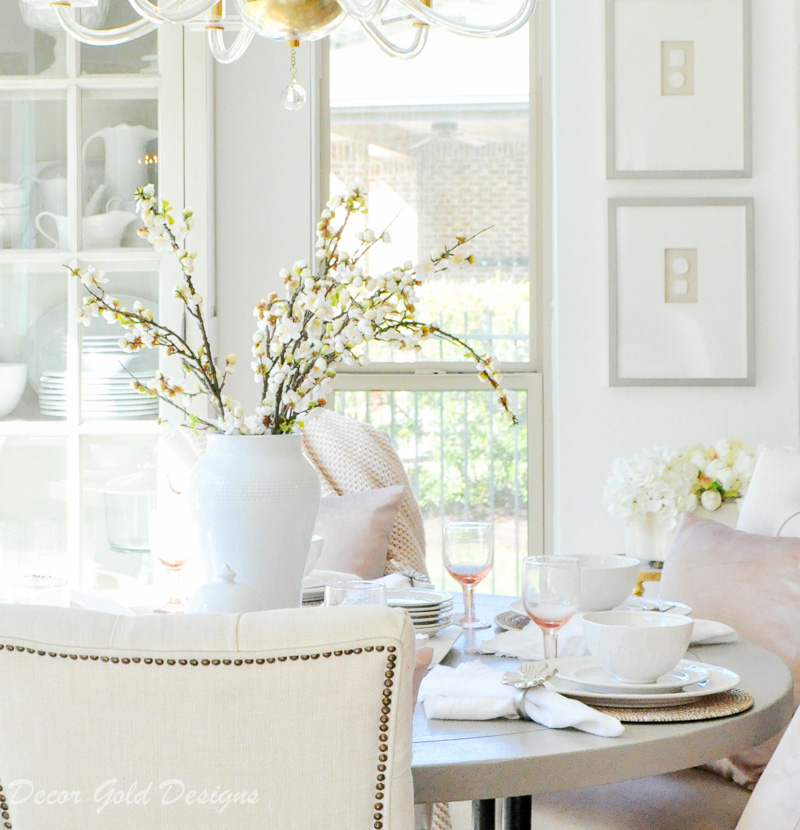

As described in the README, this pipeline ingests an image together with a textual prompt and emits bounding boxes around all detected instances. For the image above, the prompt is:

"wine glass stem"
[165,564,183,605]
[543,630,558,659]
[462,584,476,622]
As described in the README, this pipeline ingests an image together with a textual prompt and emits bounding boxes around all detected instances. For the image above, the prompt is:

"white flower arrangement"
[70,184,516,434]
[681,440,757,512]
[604,440,758,530]
[604,447,699,531]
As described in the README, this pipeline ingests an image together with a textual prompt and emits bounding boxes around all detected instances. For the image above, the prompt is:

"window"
[327,3,541,594]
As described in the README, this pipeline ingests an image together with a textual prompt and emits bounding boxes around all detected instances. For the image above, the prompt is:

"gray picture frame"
[606,0,752,179]
[609,198,755,386]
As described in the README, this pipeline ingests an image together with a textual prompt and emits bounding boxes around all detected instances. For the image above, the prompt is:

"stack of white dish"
[544,655,740,709]
[26,296,159,420]
[39,369,158,419]
[0,182,28,248]
[386,588,454,634]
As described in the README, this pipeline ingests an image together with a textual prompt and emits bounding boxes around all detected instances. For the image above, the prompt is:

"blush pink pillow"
[659,513,800,787]
[312,485,405,579]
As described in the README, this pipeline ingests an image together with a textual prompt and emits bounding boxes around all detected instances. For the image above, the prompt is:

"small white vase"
[623,514,676,566]
[188,433,321,610]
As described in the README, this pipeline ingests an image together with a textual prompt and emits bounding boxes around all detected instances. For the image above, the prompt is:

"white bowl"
[581,611,693,683]
[577,555,640,611]
[0,363,27,417]
[0,182,26,209]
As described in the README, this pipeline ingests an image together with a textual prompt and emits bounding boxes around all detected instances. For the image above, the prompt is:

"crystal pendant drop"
[281,79,307,111]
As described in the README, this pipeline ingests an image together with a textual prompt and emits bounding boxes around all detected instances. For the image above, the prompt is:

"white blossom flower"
[71,183,516,434]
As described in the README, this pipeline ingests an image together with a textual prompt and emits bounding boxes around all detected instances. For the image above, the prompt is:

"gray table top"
[411,594,794,804]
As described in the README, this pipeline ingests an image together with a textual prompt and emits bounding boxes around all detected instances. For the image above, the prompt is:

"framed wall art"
[609,198,754,386]
[606,0,751,178]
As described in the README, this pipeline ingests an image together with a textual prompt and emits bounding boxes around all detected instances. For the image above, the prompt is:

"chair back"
[737,702,800,829]
[0,604,415,829]
[737,448,800,537]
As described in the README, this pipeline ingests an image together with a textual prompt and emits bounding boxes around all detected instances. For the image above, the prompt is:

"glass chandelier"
[23,0,536,108]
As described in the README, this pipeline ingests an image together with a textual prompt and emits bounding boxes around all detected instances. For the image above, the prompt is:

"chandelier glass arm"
[127,0,221,25]
[52,7,158,45]
[395,0,536,37]
[207,27,255,64]
[355,17,428,59]
[335,0,389,22]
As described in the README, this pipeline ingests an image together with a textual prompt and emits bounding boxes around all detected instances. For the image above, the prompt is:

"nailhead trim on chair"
[0,641,401,829]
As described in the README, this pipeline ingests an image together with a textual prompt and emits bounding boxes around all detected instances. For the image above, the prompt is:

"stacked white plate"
[26,295,160,420]
[39,370,158,419]
[544,656,740,709]
[386,589,454,634]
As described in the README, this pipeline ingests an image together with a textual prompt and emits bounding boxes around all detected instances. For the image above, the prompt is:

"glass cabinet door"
[0,14,197,605]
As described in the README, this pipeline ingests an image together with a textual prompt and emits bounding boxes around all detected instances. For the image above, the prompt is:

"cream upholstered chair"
[0,603,415,829]
[736,447,800,537]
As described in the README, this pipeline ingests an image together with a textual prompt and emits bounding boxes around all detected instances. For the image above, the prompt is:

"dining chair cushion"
[0,604,416,829]
[312,484,405,578]
[529,769,750,830]
[659,513,800,787]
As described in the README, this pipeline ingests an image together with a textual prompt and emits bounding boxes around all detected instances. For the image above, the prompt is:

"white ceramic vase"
[188,433,321,610]
[624,501,741,565]
[623,514,676,565]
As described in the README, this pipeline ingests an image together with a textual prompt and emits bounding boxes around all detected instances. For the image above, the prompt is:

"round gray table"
[411,595,794,829]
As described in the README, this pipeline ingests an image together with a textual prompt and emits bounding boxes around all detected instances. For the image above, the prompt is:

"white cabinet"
[0,6,210,605]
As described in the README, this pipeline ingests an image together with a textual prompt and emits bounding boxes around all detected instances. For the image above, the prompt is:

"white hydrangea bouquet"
[604,447,699,531]
[604,440,757,530]
[70,184,516,434]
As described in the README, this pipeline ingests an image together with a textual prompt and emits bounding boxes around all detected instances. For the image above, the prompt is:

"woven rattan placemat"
[592,689,754,723]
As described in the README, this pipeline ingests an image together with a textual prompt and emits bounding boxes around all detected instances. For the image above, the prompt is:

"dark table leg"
[473,798,496,829]
[503,795,532,830]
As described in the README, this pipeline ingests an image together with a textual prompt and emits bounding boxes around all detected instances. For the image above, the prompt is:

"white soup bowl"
[578,555,640,611]
[0,363,27,417]
[582,610,693,683]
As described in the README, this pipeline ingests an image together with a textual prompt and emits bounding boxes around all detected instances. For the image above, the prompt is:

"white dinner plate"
[555,657,711,694]
[386,589,453,609]
[410,608,453,626]
[545,659,740,708]
[412,618,453,634]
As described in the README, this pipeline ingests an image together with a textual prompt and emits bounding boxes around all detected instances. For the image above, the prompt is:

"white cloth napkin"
[476,615,589,659]
[419,661,624,737]
[475,614,739,659]
[691,618,739,645]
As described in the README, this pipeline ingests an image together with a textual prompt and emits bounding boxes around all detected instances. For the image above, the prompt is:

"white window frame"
[318,7,549,561]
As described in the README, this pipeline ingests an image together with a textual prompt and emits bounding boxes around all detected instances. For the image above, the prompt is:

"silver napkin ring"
[514,688,531,721]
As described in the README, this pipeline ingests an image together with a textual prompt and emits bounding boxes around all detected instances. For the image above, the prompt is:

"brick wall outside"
[330,135,530,284]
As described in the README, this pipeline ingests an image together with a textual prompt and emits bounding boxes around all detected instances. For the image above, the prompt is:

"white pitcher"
[82,124,158,204]
[36,210,138,249]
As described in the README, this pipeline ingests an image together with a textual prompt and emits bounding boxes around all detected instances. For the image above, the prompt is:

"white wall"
[213,39,317,412]
[551,1,800,555]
